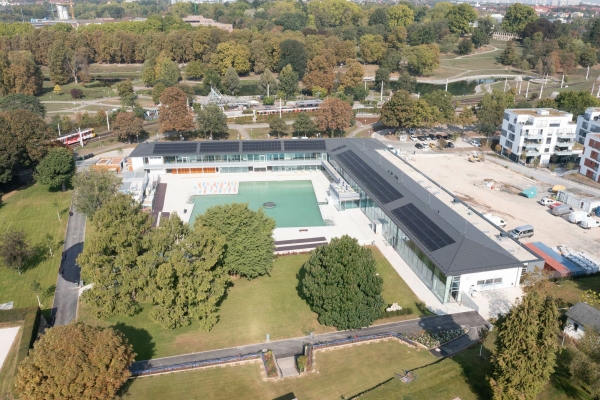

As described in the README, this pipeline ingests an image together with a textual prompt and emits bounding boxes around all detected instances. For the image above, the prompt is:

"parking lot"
[411,152,600,259]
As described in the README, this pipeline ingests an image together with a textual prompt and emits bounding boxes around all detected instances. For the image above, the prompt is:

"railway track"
[69,121,159,149]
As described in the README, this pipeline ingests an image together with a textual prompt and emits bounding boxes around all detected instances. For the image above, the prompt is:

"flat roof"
[508,108,570,117]
[130,139,540,276]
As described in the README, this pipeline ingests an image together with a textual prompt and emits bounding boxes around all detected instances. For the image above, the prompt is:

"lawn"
[79,246,425,360]
[38,81,115,102]
[118,339,437,400]
[0,184,72,314]
[0,322,23,400]
[549,276,600,309]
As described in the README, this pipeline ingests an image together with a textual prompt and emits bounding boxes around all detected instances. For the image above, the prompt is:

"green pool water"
[189,180,325,228]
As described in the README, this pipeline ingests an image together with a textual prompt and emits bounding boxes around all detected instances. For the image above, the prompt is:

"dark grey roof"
[129,138,534,276]
[326,138,526,276]
[566,303,600,330]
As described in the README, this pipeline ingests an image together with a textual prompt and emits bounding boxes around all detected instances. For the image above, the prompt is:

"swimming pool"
[189,180,325,228]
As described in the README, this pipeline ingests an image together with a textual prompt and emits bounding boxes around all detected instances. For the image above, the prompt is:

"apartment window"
[545,148,550,153]
[538,120,548,127]
[583,122,589,129]
[504,112,510,121]
[546,137,551,144]
[508,133,515,141]
[508,124,515,133]
[476,278,502,285]
[501,129,508,137]
[506,140,513,148]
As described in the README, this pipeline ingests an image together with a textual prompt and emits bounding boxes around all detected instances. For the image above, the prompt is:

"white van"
[509,225,534,240]
[483,213,507,228]
[580,218,600,229]
[539,198,555,206]
[568,211,591,224]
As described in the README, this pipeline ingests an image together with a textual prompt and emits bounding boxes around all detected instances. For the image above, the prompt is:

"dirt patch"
[1,190,17,201]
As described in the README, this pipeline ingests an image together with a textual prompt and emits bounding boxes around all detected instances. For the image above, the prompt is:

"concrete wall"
[459,266,522,295]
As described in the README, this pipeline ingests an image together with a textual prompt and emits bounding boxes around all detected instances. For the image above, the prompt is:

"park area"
[78,247,427,360]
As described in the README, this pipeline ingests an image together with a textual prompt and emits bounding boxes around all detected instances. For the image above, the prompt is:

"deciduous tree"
[359,34,387,64]
[72,169,121,218]
[159,86,195,134]
[499,40,518,66]
[302,56,334,93]
[48,40,70,85]
[0,94,45,118]
[185,60,203,80]
[406,44,440,76]
[446,3,477,35]
[196,203,275,279]
[315,97,354,137]
[423,89,454,122]
[115,80,137,108]
[114,112,143,143]
[293,113,317,137]
[278,39,307,78]
[258,70,278,96]
[503,3,538,34]
[195,104,228,140]
[151,82,166,104]
[268,116,288,138]
[381,90,437,128]
[457,38,473,55]
[223,66,241,96]
[35,147,75,192]
[490,290,558,399]
[0,228,33,275]
[278,64,299,99]
[567,326,600,398]
[476,90,515,135]
[387,4,414,29]
[14,323,135,400]
[339,61,364,89]
[555,90,600,120]
[301,235,385,330]
[5,51,43,95]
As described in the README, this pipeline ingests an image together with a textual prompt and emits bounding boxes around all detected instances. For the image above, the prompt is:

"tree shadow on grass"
[22,243,50,274]
[295,266,308,302]
[548,348,588,400]
[112,322,156,361]
[451,342,494,400]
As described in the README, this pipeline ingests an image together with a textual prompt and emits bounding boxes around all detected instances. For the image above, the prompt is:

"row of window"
[143,153,326,164]
[476,278,503,285]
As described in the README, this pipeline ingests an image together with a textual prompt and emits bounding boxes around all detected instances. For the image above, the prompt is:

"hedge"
[0,307,40,365]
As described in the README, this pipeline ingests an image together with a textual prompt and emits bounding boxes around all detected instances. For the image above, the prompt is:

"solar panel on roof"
[330,145,347,152]
[242,141,282,152]
[153,143,198,155]
[335,150,403,204]
[283,140,326,151]
[391,203,455,252]
[199,142,240,153]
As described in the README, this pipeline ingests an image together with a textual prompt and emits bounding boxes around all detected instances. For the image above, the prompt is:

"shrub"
[415,301,429,314]
[262,350,279,378]
[70,88,83,99]
[381,307,414,319]
[296,355,308,372]
[263,96,275,105]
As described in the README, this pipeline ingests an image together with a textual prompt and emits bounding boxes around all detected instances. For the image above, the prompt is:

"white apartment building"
[575,107,600,145]
[500,108,579,165]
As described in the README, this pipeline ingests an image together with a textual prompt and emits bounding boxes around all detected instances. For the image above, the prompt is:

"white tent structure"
[199,87,248,108]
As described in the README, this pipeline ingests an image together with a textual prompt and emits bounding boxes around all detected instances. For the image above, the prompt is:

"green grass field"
[0,184,72,313]
[79,246,425,360]
[0,321,23,400]
[38,81,115,102]
[118,339,438,400]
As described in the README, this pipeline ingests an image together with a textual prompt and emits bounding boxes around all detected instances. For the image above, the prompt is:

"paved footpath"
[50,205,86,326]
[131,311,486,373]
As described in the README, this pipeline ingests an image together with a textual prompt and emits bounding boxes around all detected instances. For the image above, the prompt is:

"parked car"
[428,142,436,148]
[415,143,424,149]
[509,224,534,239]
[408,128,415,135]
[418,136,427,141]
[568,211,591,223]
[386,144,395,150]
[484,213,507,228]
[580,218,600,229]
[470,140,481,147]
[446,142,455,148]
[539,197,555,206]
[548,202,563,209]
[410,135,419,141]
[551,204,573,216]
[428,133,436,140]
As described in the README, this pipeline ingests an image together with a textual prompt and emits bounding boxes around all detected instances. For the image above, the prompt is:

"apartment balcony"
[557,131,576,139]
[554,146,573,156]
[549,123,561,127]
[525,134,544,140]
[525,143,541,149]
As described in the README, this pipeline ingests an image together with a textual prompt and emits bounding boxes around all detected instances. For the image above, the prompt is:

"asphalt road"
[131,311,486,373]
[50,205,86,326]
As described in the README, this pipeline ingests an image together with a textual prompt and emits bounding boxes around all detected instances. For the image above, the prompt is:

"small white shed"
[556,189,600,213]
[564,302,600,339]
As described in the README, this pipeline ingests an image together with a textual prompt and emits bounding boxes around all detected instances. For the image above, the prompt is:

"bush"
[263,96,275,105]
[70,88,83,99]
[381,307,414,319]
[415,301,429,314]
[296,355,308,372]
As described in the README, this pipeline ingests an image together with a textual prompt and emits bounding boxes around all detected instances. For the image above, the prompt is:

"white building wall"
[564,317,586,339]
[459,266,522,295]
[131,157,145,170]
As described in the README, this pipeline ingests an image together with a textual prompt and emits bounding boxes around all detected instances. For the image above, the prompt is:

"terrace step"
[277,357,299,378]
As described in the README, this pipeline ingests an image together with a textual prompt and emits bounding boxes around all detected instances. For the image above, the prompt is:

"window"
[501,129,508,137]
[545,148,550,153]
[508,133,515,141]
[504,112,510,121]
[493,278,502,283]
[538,120,547,127]
[506,140,513,149]
[574,323,579,332]
[546,137,552,144]
[476,280,484,285]
[508,124,515,133]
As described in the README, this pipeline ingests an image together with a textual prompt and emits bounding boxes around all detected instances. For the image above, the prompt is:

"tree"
[35,147,75,192]
[223,66,241,96]
[457,106,475,126]
[381,90,437,128]
[387,4,414,29]
[446,3,477,35]
[503,3,538,34]
[196,203,275,279]
[301,235,384,330]
[490,291,558,399]
[72,169,121,218]
[303,56,334,93]
[30,279,43,307]
[499,41,518,66]
[114,112,143,143]
[406,44,440,76]
[140,214,229,330]
[195,104,228,140]
[375,67,390,89]
[352,83,369,101]
[391,72,417,93]
[279,64,299,99]
[155,57,181,86]
[423,90,454,122]
[258,70,278,97]
[115,80,137,108]
[477,90,515,135]
[0,94,45,118]
[315,97,354,137]
[0,228,33,275]
[568,326,600,398]
[359,34,387,64]
[78,194,152,318]
[581,289,600,305]
[579,44,597,68]
[159,87,196,134]
[457,38,474,55]
[14,323,135,400]
[48,40,70,85]
[369,7,389,26]
[555,91,600,120]
[70,88,83,99]
[293,113,317,137]
[276,12,308,31]
[5,51,43,95]
[269,116,288,138]
[278,39,308,78]
[185,60,203,80]
[152,83,167,104]
[214,41,251,75]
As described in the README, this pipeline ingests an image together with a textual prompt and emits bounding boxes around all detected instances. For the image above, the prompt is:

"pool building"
[129,139,543,305]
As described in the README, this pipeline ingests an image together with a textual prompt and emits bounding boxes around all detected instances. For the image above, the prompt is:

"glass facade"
[329,158,451,303]
[147,153,325,165]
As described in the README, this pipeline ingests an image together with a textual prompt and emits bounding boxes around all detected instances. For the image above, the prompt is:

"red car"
[548,202,562,209]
